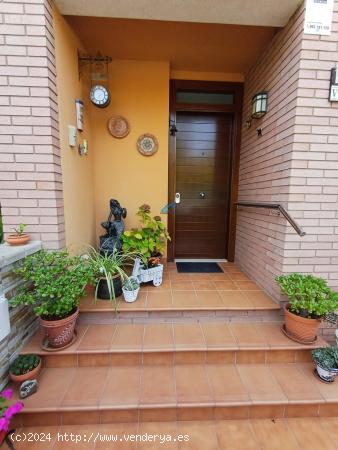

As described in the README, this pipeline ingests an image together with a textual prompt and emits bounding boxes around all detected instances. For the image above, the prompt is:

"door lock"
[175,192,181,204]
[199,192,206,199]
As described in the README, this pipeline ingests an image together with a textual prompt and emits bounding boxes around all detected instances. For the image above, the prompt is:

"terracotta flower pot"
[9,359,42,384]
[6,233,30,246]
[40,308,79,349]
[0,430,7,445]
[284,304,321,343]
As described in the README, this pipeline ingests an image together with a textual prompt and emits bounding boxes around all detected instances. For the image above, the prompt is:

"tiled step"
[12,361,338,427]
[12,418,338,450]
[22,322,325,367]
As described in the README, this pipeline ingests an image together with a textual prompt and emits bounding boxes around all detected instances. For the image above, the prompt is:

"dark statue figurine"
[99,199,127,254]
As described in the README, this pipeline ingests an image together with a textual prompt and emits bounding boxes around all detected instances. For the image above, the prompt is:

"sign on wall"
[329,68,338,101]
[304,0,334,35]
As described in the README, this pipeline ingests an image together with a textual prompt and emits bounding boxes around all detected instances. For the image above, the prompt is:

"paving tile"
[297,362,338,402]
[172,291,199,308]
[13,426,60,449]
[62,367,109,407]
[173,323,206,349]
[229,323,268,348]
[213,281,239,290]
[201,322,237,348]
[235,281,261,291]
[54,424,96,449]
[78,324,116,351]
[251,418,300,450]
[111,324,144,350]
[146,291,173,309]
[193,281,217,290]
[195,291,224,307]
[215,420,259,450]
[100,366,141,407]
[170,281,194,290]
[236,364,287,403]
[137,422,179,449]
[96,423,138,449]
[287,418,337,450]
[175,364,212,404]
[139,365,176,406]
[177,421,219,450]
[143,323,174,350]
[218,291,252,308]
[241,290,278,308]
[206,364,249,403]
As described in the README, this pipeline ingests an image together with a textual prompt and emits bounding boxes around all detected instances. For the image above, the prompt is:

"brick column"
[0,0,65,249]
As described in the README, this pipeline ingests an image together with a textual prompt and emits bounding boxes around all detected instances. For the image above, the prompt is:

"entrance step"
[22,322,325,367]
[12,361,338,427]
[12,418,338,449]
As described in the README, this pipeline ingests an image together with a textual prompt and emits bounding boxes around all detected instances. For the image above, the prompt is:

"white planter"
[132,258,163,287]
[0,294,10,341]
[122,286,140,303]
[316,364,338,382]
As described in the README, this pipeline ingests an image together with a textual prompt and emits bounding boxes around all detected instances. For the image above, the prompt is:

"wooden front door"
[174,112,233,259]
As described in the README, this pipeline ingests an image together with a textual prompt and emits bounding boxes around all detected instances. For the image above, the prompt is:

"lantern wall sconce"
[246,91,268,129]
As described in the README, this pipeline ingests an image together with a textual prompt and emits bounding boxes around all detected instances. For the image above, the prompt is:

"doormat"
[176,262,223,273]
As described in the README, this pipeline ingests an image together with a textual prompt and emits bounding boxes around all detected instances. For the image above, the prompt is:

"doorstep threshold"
[174,259,228,263]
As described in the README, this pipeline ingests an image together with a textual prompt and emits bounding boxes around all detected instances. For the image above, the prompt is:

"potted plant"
[122,204,170,286]
[87,247,135,307]
[10,250,93,350]
[312,346,338,382]
[0,389,23,445]
[276,273,338,343]
[6,223,30,246]
[9,354,41,383]
[122,276,140,303]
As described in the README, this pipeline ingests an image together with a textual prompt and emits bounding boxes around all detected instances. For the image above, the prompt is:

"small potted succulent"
[312,346,338,382]
[0,388,23,445]
[6,223,30,246]
[9,354,41,383]
[122,276,140,303]
[10,250,93,350]
[276,273,338,343]
[122,204,170,287]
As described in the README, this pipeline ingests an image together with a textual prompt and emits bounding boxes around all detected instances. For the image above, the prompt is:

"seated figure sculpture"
[99,199,127,254]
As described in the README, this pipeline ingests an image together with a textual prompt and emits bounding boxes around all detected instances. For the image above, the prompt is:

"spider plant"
[87,247,136,310]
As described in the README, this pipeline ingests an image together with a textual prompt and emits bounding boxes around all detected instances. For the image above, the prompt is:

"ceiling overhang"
[55,0,301,27]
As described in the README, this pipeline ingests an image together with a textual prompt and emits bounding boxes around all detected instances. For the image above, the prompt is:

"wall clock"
[137,133,158,156]
[90,85,110,108]
[108,115,130,138]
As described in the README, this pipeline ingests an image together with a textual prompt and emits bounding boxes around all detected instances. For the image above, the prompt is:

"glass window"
[176,91,234,105]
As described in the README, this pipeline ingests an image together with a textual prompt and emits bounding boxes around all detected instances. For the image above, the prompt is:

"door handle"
[175,192,181,204]
[199,192,206,199]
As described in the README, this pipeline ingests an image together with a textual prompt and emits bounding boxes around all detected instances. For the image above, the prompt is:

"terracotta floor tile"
[229,323,268,348]
[214,281,238,291]
[251,419,301,450]
[11,367,75,409]
[62,367,109,407]
[237,364,287,403]
[175,364,212,403]
[195,291,224,307]
[111,324,144,350]
[206,364,249,403]
[215,420,259,450]
[101,365,141,406]
[145,281,171,292]
[143,323,174,350]
[139,365,176,405]
[13,426,59,449]
[201,323,237,348]
[241,290,278,308]
[270,363,323,403]
[287,418,337,450]
[137,422,179,449]
[258,323,299,348]
[146,291,173,309]
[169,272,192,281]
[319,418,338,441]
[207,273,231,280]
[218,291,252,308]
[177,421,219,450]
[173,323,206,349]
[96,423,138,449]
[170,281,194,290]
[221,265,242,273]
[53,425,96,449]
[172,291,199,308]
[189,273,216,281]
[78,324,116,350]
[193,281,217,290]
[235,281,261,290]
[297,362,338,402]
[228,272,251,281]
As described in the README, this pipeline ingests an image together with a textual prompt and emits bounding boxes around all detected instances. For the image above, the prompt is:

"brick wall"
[0,0,65,249]
[236,6,305,299]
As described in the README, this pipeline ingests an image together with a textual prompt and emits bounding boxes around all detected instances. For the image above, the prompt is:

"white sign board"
[304,0,334,35]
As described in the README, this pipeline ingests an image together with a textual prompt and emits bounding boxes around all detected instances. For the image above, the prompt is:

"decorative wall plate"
[108,115,130,138]
[137,133,158,156]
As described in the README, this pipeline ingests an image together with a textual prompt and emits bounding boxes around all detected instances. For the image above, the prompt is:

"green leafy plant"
[12,223,26,236]
[121,204,170,267]
[10,354,40,376]
[123,277,140,292]
[276,273,338,319]
[312,346,338,371]
[87,247,135,305]
[10,250,93,320]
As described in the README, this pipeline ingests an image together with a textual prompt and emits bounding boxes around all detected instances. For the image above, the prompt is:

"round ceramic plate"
[137,133,158,156]
[107,115,130,138]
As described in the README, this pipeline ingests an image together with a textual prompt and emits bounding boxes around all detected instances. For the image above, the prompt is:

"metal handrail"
[236,201,306,237]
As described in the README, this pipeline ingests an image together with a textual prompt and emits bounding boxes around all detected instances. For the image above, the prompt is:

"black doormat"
[176,262,223,273]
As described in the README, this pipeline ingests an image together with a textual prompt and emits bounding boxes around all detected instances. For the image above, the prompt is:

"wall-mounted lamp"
[246,91,268,129]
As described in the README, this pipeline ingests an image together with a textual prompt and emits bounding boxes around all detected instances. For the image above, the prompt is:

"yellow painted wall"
[90,60,170,241]
[53,7,96,252]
